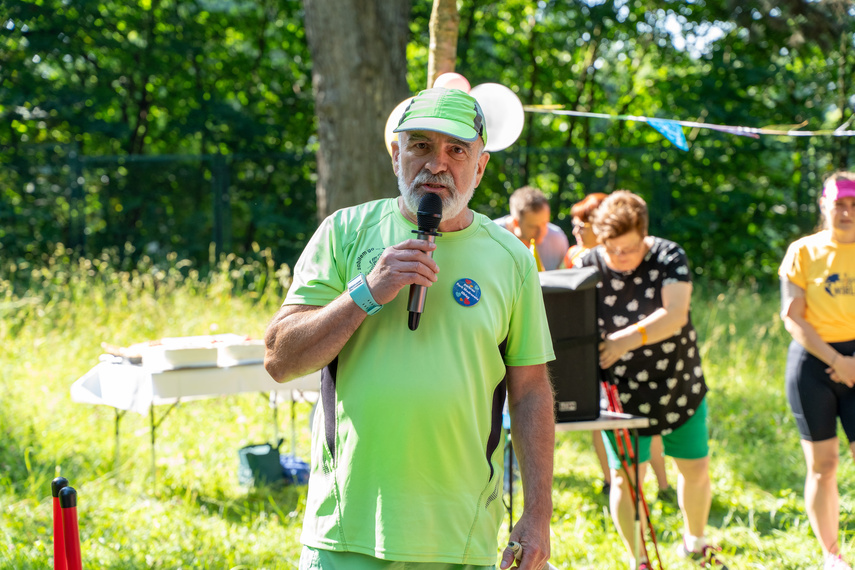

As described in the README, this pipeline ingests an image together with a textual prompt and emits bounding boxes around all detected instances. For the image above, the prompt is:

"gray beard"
[398,158,476,222]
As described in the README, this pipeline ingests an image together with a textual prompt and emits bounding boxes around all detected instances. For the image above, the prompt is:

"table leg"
[149,401,180,490]
[150,406,155,488]
[270,392,279,444]
[290,397,297,457]
[114,408,127,474]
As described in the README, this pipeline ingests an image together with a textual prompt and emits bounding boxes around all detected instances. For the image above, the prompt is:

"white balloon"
[433,72,471,93]
[384,97,413,157]
[469,83,525,152]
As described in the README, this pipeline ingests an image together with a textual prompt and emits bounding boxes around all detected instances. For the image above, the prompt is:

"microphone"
[407,193,443,331]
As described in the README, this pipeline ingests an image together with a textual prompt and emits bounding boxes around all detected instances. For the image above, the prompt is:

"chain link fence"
[2,136,852,282]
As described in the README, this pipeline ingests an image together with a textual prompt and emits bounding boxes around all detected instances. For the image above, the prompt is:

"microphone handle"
[407,231,437,329]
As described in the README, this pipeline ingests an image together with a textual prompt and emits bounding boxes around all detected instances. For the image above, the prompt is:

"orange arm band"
[635,323,648,346]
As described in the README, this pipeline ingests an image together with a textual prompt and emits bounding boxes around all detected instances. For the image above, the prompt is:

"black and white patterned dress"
[579,237,708,437]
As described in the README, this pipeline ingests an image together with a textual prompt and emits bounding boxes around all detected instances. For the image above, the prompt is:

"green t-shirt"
[285,198,554,565]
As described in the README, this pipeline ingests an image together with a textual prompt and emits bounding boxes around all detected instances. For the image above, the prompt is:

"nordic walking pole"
[634,430,640,565]
[604,382,663,569]
[59,487,82,570]
[51,477,69,570]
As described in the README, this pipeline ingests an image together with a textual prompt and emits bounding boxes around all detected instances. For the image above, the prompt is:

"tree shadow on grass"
[552,469,611,503]
[189,480,308,527]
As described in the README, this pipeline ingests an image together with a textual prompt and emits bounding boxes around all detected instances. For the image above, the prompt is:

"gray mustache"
[413,170,455,189]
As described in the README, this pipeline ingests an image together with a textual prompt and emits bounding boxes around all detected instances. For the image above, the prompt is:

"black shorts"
[785,339,855,442]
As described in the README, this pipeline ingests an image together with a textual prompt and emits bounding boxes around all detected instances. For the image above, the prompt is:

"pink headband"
[823,179,855,200]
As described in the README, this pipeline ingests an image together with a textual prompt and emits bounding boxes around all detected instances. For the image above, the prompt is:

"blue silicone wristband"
[347,273,382,315]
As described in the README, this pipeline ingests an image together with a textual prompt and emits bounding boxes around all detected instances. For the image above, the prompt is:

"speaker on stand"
[504,266,603,534]
[538,267,602,423]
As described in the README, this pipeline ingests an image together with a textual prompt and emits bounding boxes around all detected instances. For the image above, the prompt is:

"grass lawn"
[1,248,853,569]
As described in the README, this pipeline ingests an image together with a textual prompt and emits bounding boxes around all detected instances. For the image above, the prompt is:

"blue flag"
[646,118,689,151]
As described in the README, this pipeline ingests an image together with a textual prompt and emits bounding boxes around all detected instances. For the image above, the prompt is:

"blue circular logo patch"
[453,278,481,307]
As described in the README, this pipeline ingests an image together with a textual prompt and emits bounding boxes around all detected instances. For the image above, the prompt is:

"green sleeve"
[503,263,555,367]
[284,215,347,307]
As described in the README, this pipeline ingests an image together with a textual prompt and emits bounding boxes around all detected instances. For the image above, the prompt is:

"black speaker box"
[538,267,601,422]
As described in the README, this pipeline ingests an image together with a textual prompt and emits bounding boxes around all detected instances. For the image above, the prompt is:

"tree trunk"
[427,0,459,87]
[303,0,411,220]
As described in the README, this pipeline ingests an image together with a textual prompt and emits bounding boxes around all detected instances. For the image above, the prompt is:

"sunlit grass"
[1,251,853,568]
[0,244,307,569]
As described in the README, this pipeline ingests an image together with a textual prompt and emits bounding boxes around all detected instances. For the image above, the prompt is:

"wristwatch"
[347,273,383,315]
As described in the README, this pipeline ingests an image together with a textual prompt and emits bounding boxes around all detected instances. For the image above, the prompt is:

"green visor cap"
[394,88,487,146]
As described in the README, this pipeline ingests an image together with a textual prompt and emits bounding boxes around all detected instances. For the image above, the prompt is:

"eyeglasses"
[572,220,590,230]
[603,241,644,257]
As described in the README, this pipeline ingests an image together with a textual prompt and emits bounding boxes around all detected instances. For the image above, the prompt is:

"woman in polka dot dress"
[578,190,726,570]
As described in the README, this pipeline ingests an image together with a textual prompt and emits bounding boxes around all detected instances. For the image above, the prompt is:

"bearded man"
[264,88,555,570]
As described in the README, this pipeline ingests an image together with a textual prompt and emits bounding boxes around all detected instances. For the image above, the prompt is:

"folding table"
[71,356,319,486]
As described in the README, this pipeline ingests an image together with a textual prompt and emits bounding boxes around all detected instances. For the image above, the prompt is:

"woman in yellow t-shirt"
[779,171,855,570]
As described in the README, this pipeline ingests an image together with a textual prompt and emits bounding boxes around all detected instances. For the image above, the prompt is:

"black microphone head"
[417,193,443,231]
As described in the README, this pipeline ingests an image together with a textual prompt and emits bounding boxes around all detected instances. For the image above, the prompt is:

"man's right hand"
[365,238,440,305]
[264,238,441,384]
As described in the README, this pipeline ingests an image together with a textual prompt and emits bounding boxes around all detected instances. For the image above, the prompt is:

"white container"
[218,340,265,367]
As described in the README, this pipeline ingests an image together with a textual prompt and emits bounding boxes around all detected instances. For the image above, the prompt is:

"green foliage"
[449,0,855,284]
[2,255,854,567]
[0,247,302,568]
[3,2,855,566]
[1,0,316,269]
[2,0,312,155]
[1,0,854,281]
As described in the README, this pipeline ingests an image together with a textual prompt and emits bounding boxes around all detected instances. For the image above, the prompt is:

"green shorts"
[299,546,496,570]
[603,398,710,470]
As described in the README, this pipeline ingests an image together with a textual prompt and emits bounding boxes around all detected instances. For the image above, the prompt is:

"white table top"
[71,357,320,415]
[555,411,649,432]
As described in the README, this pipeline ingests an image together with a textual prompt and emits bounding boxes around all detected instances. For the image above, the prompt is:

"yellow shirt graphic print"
[780,230,855,343]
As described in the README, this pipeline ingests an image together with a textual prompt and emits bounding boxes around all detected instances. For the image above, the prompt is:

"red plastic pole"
[51,477,69,570]
[59,487,82,570]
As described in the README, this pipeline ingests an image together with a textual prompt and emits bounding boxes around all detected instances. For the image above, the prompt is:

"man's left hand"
[499,512,550,570]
